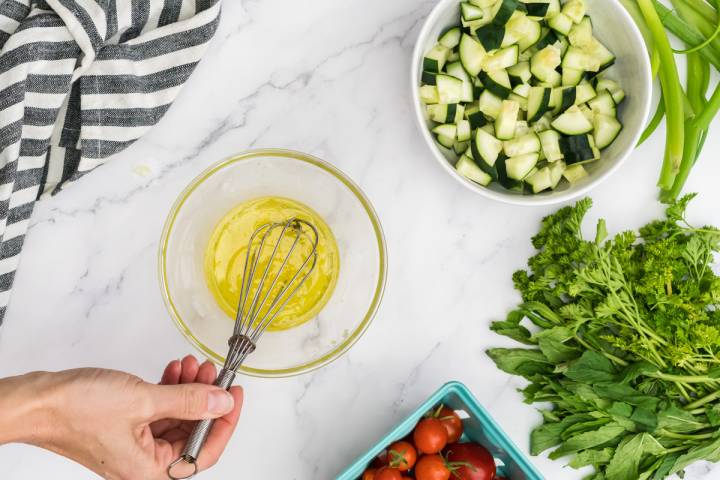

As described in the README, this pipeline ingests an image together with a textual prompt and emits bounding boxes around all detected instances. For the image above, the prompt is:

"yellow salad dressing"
[204,197,339,331]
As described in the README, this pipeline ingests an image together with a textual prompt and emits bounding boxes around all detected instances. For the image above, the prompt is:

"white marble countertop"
[1,1,720,479]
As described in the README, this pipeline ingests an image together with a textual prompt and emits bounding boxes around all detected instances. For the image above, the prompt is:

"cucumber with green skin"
[418,0,625,194]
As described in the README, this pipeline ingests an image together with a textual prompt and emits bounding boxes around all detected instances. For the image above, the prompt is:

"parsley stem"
[651,372,720,383]
[660,430,716,440]
[685,389,720,410]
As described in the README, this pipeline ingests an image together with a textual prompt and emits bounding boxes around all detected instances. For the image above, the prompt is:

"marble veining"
[1,0,720,478]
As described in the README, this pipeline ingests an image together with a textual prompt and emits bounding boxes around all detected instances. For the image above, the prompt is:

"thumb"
[142,383,235,422]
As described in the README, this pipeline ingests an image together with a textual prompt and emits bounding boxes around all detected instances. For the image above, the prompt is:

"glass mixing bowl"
[159,149,387,377]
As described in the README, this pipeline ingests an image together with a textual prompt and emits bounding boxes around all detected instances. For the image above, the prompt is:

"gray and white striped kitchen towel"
[0,0,221,325]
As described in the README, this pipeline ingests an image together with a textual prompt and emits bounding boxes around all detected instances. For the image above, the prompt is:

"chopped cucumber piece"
[593,114,622,149]
[559,134,596,164]
[459,34,487,76]
[474,128,504,166]
[439,27,462,49]
[539,129,563,162]
[595,78,625,103]
[515,120,531,136]
[483,45,520,71]
[527,87,551,122]
[462,2,486,21]
[562,68,583,86]
[427,103,464,123]
[548,160,566,188]
[420,85,439,104]
[563,163,588,182]
[506,153,539,180]
[586,39,615,71]
[508,92,528,110]
[562,0,586,23]
[503,133,540,156]
[493,0,521,25]
[579,103,594,122]
[588,90,616,115]
[575,82,596,104]
[457,119,472,142]
[524,1,550,18]
[433,123,457,139]
[422,71,437,85]
[532,113,553,132]
[508,61,532,85]
[526,166,553,192]
[436,74,464,104]
[424,45,450,73]
[467,109,489,129]
[569,16,592,46]
[478,70,512,99]
[551,105,592,134]
[446,62,475,102]
[495,99,521,140]
[563,46,601,72]
[548,12,573,35]
[476,24,506,50]
[513,82,531,97]
[479,90,504,118]
[536,28,558,49]
[457,155,493,185]
[454,140,470,154]
[507,14,542,51]
[531,45,561,85]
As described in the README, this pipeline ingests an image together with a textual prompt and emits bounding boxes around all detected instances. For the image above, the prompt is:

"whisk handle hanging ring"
[167,367,236,480]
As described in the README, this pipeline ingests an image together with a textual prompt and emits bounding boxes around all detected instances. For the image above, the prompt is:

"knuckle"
[183,387,206,416]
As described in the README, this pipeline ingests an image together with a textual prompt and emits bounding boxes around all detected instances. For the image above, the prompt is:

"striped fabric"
[0,0,221,325]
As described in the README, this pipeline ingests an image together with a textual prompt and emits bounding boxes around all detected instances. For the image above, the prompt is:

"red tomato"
[414,418,449,454]
[387,441,417,471]
[375,467,403,480]
[373,451,389,467]
[436,407,464,443]
[362,469,377,480]
[415,454,451,480]
[446,443,496,480]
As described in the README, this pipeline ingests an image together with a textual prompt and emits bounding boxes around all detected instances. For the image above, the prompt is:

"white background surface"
[1,0,719,478]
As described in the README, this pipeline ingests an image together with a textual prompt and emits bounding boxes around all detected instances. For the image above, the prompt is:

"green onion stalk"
[621,0,720,201]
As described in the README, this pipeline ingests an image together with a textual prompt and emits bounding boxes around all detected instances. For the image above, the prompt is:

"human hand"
[0,355,243,480]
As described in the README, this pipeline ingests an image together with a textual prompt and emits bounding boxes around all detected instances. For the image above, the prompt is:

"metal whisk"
[168,218,319,480]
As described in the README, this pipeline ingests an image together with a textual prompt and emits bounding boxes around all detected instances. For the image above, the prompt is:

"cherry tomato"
[446,443,496,480]
[362,469,377,480]
[414,418,449,454]
[373,451,389,467]
[375,467,403,480]
[387,441,417,471]
[436,406,464,443]
[415,454,451,480]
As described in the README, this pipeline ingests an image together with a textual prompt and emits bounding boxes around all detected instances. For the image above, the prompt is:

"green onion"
[623,0,720,200]
[637,0,685,189]
[653,1,720,69]
[638,94,665,146]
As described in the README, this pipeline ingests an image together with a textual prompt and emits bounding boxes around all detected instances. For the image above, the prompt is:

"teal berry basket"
[336,381,544,480]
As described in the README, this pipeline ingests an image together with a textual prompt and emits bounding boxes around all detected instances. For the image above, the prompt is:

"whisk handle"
[167,368,236,480]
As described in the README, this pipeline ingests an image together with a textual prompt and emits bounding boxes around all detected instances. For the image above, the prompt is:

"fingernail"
[208,390,234,415]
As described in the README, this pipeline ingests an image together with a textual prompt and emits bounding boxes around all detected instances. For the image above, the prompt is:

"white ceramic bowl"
[411,0,652,206]
[159,150,387,377]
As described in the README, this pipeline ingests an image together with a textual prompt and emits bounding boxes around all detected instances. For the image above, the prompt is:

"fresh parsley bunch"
[488,195,720,480]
